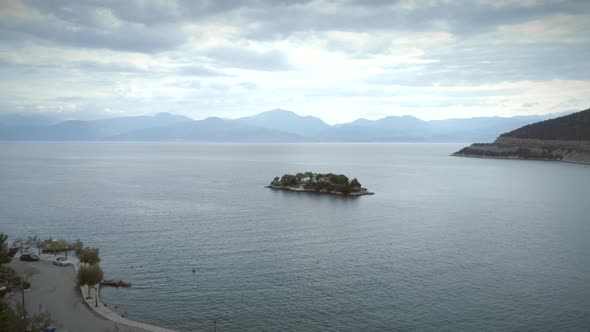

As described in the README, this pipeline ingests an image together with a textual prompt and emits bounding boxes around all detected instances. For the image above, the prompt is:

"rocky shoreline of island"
[266,184,374,196]
[266,172,374,196]
[452,108,590,165]
[452,137,590,165]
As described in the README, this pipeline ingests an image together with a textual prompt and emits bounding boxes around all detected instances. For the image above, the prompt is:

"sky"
[0,0,589,124]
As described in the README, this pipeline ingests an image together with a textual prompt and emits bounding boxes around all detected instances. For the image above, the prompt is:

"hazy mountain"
[427,115,557,142]
[111,117,302,142]
[348,115,429,131]
[0,120,111,141]
[0,109,573,142]
[235,109,330,137]
[320,114,559,142]
[322,115,432,141]
[0,113,193,141]
[0,113,60,126]
[92,112,193,136]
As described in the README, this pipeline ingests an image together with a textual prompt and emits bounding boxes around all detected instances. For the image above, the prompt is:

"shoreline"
[12,252,176,332]
[266,184,374,196]
[72,259,177,332]
[9,252,175,331]
[452,136,590,166]
[451,153,590,166]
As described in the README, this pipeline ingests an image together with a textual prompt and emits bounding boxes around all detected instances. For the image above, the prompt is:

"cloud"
[238,82,256,89]
[73,60,148,73]
[0,54,147,74]
[366,30,590,87]
[202,46,293,71]
[1,1,187,53]
[0,0,589,122]
[177,65,226,76]
[240,0,590,40]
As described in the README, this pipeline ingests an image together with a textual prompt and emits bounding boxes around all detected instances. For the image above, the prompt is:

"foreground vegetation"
[1,233,107,329]
[269,172,372,195]
[0,233,56,331]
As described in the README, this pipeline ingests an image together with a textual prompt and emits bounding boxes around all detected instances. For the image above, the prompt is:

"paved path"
[8,258,149,332]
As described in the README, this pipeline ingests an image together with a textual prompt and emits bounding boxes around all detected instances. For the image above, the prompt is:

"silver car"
[52,257,71,266]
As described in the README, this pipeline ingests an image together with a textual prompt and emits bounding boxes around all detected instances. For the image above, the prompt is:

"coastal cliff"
[453,107,590,165]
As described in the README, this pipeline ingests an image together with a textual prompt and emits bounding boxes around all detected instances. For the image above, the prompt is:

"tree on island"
[270,172,368,195]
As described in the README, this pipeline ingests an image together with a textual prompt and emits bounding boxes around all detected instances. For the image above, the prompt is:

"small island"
[266,172,374,196]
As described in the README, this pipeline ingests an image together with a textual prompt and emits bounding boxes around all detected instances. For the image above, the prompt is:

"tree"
[77,264,104,306]
[350,178,361,189]
[0,233,11,265]
[78,247,100,266]
[12,237,24,254]
[72,239,83,257]
[329,174,349,185]
[25,236,42,255]
[39,237,83,259]
[42,238,70,256]
[0,303,55,332]
[28,310,53,331]
[271,176,280,185]
[334,184,351,195]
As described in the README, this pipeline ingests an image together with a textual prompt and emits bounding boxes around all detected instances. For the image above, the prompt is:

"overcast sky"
[1,0,589,123]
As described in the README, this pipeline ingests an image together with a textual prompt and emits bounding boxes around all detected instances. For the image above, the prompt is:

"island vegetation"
[267,172,373,196]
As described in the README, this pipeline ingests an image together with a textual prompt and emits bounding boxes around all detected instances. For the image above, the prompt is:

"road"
[8,259,148,332]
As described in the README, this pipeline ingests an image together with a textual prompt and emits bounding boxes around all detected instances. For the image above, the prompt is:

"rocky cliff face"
[453,108,590,165]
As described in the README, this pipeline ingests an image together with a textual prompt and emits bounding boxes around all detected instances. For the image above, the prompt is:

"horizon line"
[2,108,579,126]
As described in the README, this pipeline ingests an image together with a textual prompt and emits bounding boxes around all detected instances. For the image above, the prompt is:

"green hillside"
[500,108,590,141]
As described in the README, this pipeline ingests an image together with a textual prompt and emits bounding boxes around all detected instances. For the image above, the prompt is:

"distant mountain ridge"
[112,117,302,142]
[0,112,194,141]
[0,109,574,142]
[235,109,329,137]
[453,107,590,164]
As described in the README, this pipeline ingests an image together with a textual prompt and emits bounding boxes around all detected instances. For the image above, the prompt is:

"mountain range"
[0,109,570,142]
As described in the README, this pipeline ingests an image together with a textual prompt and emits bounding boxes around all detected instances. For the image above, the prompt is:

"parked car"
[52,257,71,266]
[19,253,40,261]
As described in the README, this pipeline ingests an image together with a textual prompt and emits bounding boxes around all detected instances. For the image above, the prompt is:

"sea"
[1,142,589,331]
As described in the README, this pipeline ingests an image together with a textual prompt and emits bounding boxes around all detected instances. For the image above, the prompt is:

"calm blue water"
[1,143,589,331]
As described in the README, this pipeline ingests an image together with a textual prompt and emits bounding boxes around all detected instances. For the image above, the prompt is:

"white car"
[52,257,71,266]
